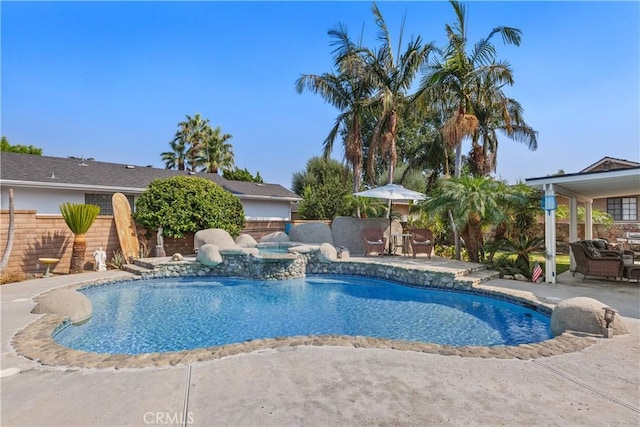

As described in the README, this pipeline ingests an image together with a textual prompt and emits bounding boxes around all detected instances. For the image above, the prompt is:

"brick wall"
[0,211,120,275]
[0,211,291,275]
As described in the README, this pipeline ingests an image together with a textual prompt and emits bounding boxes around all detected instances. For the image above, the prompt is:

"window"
[607,197,637,221]
[85,194,134,215]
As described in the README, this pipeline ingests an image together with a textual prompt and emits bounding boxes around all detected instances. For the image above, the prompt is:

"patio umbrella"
[353,183,427,202]
[354,183,427,254]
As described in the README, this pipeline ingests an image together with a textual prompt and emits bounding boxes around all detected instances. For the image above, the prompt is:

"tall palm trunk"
[0,188,15,274]
[386,110,398,184]
[466,216,482,263]
[448,210,461,260]
[70,233,87,274]
[366,119,385,184]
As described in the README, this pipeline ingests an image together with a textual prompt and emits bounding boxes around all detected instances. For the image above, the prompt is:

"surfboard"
[112,193,139,260]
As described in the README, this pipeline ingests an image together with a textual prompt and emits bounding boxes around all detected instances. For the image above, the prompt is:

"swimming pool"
[53,276,552,354]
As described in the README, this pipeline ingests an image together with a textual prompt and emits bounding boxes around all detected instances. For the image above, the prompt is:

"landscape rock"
[331,216,403,256]
[260,232,290,243]
[31,288,92,324]
[196,244,223,267]
[288,222,334,245]
[317,243,338,263]
[235,234,258,248]
[171,253,184,261]
[194,229,238,251]
[220,247,259,256]
[288,245,318,254]
[513,274,529,282]
[550,297,629,336]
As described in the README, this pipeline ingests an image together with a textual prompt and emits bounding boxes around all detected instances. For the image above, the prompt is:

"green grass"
[489,251,571,275]
[530,252,570,275]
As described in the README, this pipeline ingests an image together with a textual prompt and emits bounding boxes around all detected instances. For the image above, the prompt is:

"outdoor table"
[390,233,412,256]
[38,258,60,278]
[624,265,640,283]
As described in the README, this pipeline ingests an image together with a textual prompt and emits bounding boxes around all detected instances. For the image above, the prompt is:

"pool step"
[458,268,500,286]
[122,263,154,276]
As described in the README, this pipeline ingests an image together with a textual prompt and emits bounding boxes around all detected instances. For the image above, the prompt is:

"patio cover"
[525,167,640,283]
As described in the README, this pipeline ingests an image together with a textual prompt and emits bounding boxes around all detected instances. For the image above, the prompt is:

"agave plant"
[59,203,100,274]
[495,235,545,274]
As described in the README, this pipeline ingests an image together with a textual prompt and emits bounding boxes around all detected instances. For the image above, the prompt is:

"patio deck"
[1,261,638,426]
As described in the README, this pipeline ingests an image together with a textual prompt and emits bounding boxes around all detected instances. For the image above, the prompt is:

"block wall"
[0,212,290,275]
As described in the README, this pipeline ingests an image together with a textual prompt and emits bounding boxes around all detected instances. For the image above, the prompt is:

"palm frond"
[60,203,100,235]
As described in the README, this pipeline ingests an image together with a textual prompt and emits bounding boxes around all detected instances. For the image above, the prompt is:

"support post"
[544,184,557,284]
[585,202,593,240]
[569,196,578,271]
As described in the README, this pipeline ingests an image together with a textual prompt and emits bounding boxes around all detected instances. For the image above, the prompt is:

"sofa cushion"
[586,245,601,258]
[591,239,608,250]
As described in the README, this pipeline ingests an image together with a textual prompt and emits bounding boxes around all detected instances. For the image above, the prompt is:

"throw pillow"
[586,246,601,258]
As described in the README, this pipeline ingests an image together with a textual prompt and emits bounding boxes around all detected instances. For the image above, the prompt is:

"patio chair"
[583,239,635,262]
[569,242,625,281]
[408,228,433,259]
[362,228,387,257]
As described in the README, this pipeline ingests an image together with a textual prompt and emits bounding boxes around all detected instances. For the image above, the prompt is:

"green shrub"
[133,176,245,238]
[485,254,529,277]
[109,249,127,269]
[435,245,469,261]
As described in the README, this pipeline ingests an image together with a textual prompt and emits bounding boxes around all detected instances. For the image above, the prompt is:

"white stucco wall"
[1,187,293,220]
[1,187,85,214]
[240,199,292,221]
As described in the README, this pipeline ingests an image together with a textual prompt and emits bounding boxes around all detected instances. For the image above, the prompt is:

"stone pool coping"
[11,275,600,369]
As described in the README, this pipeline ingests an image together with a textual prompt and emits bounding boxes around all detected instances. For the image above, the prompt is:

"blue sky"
[2,1,639,189]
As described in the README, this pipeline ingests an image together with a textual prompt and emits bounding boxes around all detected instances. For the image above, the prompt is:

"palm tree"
[468,78,538,175]
[197,126,235,174]
[419,0,522,178]
[161,138,187,170]
[397,103,451,191]
[421,175,513,263]
[175,114,211,171]
[363,3,434,185]
[59,203,100,274]
[296,23,373,198]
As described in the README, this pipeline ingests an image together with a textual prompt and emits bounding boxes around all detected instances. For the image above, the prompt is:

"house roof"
[525,166,640,201]
[580,156,640,173]
[0,152,301,202]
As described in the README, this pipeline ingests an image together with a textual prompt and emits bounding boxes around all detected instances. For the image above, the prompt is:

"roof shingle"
[0,152,300,201]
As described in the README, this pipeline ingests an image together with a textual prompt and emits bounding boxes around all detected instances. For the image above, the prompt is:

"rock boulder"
[317,243,338,263]
[235,233,258,248]
[32,288,92,324]
[288,222,334,245]
[196,244,223,267]
[260,232,290,243]
[331,216,402,256]
[550,297,629,336]
[194,229,238,251]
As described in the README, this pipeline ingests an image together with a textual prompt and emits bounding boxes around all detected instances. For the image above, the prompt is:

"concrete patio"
[1,262,639,426]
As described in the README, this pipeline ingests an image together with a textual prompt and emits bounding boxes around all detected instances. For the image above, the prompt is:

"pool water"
[53,276,552,354]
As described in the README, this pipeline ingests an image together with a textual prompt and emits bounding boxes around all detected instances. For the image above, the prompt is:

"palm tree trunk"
[353,162,362,218]
[0,188,15,274]
[448,210,461,260]
[466,219,482,263]
[387,110,398,184]
[471,133,483,175]
[454,142,463,178]
[69,233,87,274]
[366,120,385,184]
[487,222,508,262]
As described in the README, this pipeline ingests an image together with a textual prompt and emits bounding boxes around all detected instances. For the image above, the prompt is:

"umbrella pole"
[388,202,393,255]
